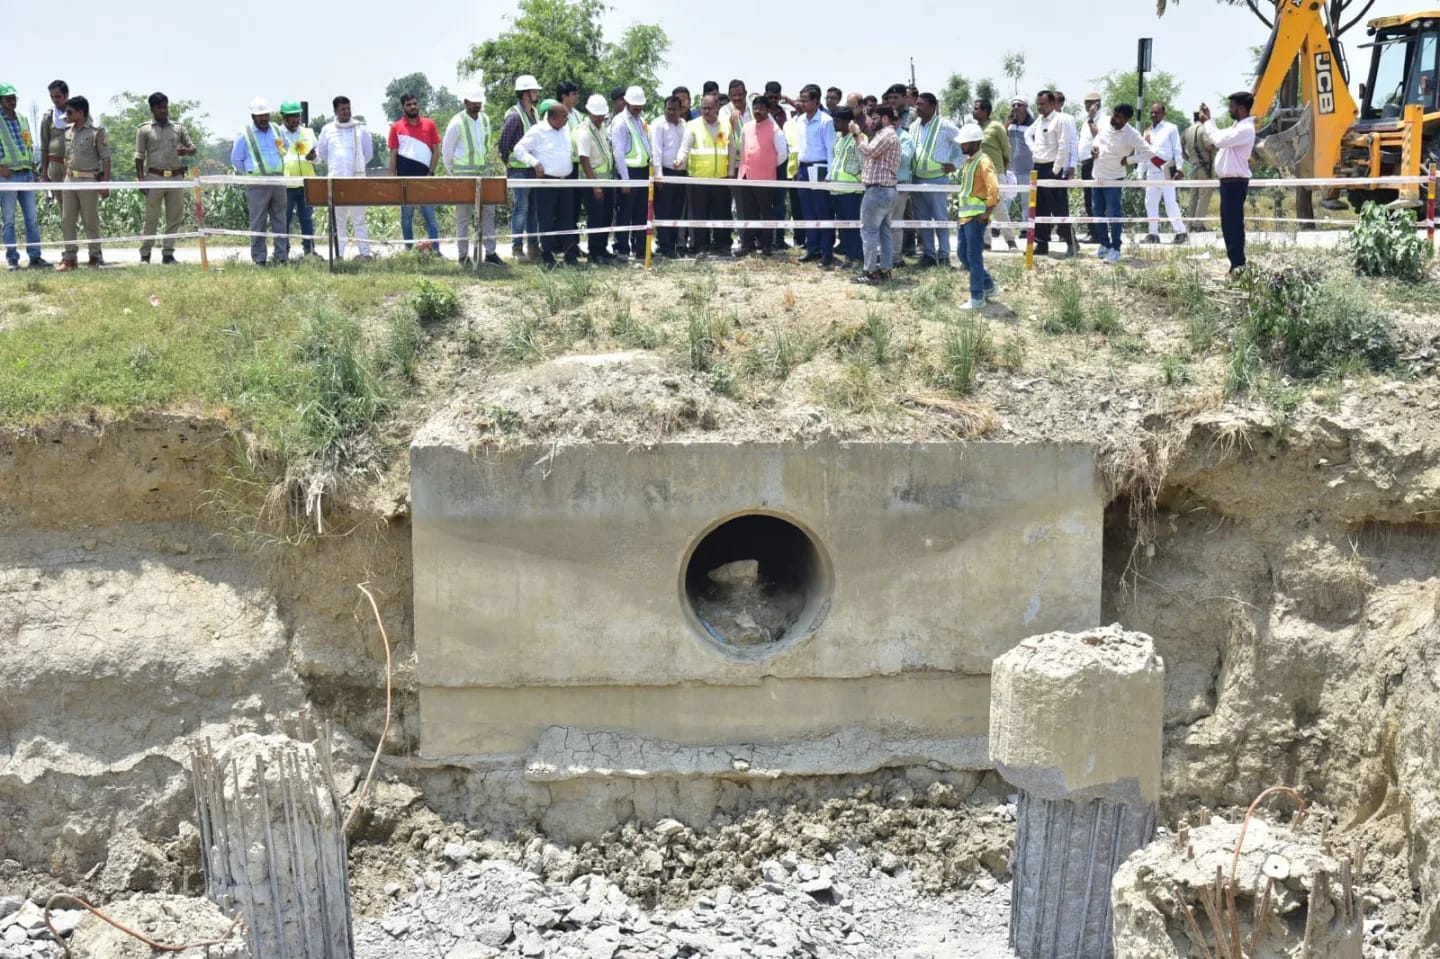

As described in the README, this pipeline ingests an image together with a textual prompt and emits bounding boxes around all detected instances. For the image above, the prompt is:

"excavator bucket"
[1258,109,1314,174]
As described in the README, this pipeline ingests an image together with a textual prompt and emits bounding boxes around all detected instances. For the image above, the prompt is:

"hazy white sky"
[8,0,1439,135]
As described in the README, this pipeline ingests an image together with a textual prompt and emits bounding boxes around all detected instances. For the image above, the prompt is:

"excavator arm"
[1251,0,1360,177]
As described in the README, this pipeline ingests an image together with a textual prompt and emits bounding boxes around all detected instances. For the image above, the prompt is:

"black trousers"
[613,167,649,255]
[654,171,687,254]
[1033,162,1074,249]
[687,183,731,251]
[739,184,773,252]
[1219,178,1249,270]
[580,183,614,258]
[534,178,577,259]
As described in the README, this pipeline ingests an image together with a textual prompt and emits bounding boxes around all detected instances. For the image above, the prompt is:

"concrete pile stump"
[191,732,355,959]
[1111,819,1363,959]
[990,625,1165,959]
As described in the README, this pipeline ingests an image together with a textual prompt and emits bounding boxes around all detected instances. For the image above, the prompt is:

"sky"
[7,0,1440,137]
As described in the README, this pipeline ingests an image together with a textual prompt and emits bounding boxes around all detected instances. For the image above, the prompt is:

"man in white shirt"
[650,95,688,258]
[1201,92,1256,273]
[442,89,503,267]
[513,103,577,268]
[1142,103,1189,244]
[1027,89,1077,256]
[1089,103,1155,264]
[316,96,374,260]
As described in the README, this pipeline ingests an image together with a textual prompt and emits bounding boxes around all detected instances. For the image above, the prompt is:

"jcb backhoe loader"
[1255,1,1439,209]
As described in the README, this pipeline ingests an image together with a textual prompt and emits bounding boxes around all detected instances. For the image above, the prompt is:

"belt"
[1219,176,1249,183]
[798,161,827,167]
[46,155,65,163]
[864,182,895,189]
[68,171,99,180]
[148,168,186,178]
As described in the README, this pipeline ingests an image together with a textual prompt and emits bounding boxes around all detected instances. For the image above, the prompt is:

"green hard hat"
[0,83,16,98]
[280,100,302,115]
[538,98,559,115]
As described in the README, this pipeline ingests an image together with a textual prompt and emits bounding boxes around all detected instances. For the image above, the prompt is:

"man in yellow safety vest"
[279,101,319,258]
[0,82,48,270]
[498,74,543,262]
[677,93,734,257]
[444,87,503,267]
[953,123,1000,310]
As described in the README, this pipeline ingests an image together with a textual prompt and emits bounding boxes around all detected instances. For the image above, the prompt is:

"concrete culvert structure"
[682,512,831,654]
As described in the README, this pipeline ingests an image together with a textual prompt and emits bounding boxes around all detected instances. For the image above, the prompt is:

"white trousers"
[455,204,498,258]
[335,205,370,257]
[1145,167,1187,235]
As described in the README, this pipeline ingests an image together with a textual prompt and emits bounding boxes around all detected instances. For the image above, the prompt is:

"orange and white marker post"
[193,171,208,270]
[1024,170,1039,271]
[644,167,656,269]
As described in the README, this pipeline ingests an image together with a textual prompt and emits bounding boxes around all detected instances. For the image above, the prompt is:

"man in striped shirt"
[852,105,901,284]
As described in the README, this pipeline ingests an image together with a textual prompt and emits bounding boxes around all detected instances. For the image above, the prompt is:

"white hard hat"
[955,122,984,145]
[585,93,609,116]
[514,74,541,92]
[463,88,487,105]
[624,85,646,107]
[249,97,271,115]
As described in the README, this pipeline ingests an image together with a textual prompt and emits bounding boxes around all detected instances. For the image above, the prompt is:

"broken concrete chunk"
[707,559,759,587]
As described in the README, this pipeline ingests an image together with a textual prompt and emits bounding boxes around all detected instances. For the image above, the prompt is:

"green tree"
[1002,52,1027,97]
[1094,69,1188,127]
[940,74,972,121]
[976,79,999,106]
[100,92,213,172]
[457,0,668,126]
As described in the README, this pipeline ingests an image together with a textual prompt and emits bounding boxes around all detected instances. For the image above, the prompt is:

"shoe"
[140,253,151,264]
[6,263,16,272]
[1033,245,1049,255]
[29,257,50,269]
[54,260,77,272]
[798,253,821,263]
[938,257,952,268]
[1006,239,1018,251]
[86,257,104,269]
[1142,234,1160,244]
[878,269,893,282]
[1173,233,1189,245]
[1096,246,1110,259]
[162,254,177,265]
[1105,249,1122,264]
[851,271,882,285]
[357,254,375,262]
[526,243,542,263]
[957,299,984,311]
[484,253,504,266]
[819,255,836,269]
[459,256,473,267]
[917,255,938,269]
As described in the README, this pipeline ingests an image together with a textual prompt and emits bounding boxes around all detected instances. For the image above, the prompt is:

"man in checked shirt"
[851,105,901,285]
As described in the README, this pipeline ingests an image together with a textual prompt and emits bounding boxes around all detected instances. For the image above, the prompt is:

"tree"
[1094,69,1188,127]
[940,74,972,122]
[1002,52,1027,97]
[976,79,999,107]
[100,92,213,170]
[382,73,462,123]
[1155,0,1377,46]
[457,0,668,126]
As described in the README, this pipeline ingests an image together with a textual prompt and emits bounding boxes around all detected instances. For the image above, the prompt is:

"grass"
[940,314,993,395]
[864,308,893,364]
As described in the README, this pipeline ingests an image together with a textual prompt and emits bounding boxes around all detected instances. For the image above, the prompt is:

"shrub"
[411,278,460,323]
[1343,203,1429,282]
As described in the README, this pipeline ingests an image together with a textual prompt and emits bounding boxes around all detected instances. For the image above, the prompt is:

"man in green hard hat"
[279,100,320,258]
[0,83,48,270]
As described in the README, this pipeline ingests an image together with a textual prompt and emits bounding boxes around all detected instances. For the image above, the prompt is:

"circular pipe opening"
[681,512,832,657]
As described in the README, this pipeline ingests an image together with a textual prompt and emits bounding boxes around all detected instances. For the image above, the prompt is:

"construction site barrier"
[1,171,1433,272]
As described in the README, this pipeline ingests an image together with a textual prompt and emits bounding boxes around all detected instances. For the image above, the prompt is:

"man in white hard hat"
[609,85,651,261]
[573,92,618,263]
[444,84,503,267]
[229,97,289,265]
[498,74,544,262]
[953,122,1000,310]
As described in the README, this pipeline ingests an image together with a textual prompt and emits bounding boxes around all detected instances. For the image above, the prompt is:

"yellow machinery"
[1256,2,1438,208]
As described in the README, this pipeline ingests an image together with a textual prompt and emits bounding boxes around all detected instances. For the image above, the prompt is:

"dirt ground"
[3,244,1440,955]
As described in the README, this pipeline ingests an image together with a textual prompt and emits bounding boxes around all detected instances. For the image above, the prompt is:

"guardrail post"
[1025,170,1038,271]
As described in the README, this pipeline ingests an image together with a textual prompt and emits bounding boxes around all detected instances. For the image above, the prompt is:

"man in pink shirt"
[735,96,789,256]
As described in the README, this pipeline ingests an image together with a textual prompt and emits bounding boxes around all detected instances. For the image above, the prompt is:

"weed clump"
[411,278,460,323]
[1343,203,1429,282]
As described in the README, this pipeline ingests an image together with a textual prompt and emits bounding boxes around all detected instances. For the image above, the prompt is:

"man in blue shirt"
[229,98,289,265]
[794,84,835,265]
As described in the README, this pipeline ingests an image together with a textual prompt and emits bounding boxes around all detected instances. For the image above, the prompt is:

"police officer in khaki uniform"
[135,92,196,264]
[38,81,71,194]
[56,96,111,271]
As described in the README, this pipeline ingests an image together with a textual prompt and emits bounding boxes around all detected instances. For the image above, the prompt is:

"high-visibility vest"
[684,118,727,178]
[574,121,614,177]
[911,116,947,179]
[955,153,990,219]
[622,114,651,168]
[244,126,284,175]
[831,135,862,194]
[566,108,581,162]
[0,114,34,169]
[280,127,317,177]
[506,104,536,169]
[783,117,802,179]
[453,113,491,174]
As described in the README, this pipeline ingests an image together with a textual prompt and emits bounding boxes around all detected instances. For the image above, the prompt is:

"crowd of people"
[0,75,1257,287]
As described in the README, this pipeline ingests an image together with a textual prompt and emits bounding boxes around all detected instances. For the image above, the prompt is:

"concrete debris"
[354,846,1018,959]
[65,893,251,958]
